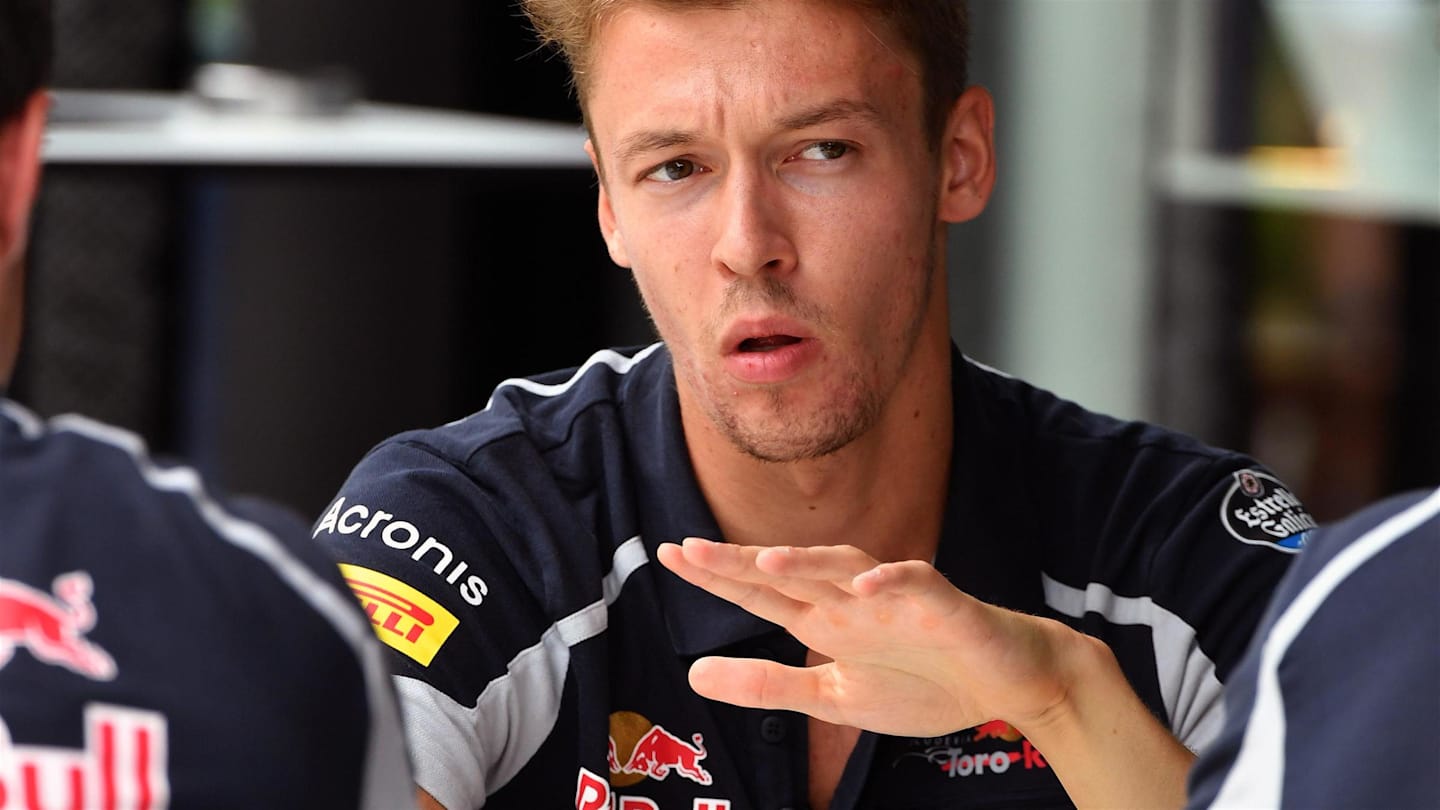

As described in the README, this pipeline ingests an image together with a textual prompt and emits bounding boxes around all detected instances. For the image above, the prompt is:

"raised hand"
[655,537,1086,738]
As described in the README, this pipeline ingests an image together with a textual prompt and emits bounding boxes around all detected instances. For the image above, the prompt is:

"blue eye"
[646,159,697,182]
[799,141,850,161]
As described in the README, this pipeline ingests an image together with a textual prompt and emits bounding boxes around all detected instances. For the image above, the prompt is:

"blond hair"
[521,0,970,141]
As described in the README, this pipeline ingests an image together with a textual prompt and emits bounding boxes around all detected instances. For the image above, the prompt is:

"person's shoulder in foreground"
[0,2,412,805]
[0,401,415,809]
[1186,486,1440,810]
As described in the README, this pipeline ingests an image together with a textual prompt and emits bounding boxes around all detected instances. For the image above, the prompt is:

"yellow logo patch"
[340,564,458,666]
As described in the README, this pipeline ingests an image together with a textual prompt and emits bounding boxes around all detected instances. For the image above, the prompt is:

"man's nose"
[710,172,797,279]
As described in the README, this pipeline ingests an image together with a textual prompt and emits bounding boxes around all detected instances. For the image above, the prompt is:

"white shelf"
[42,90,591,169]
[1158,151,1440,224]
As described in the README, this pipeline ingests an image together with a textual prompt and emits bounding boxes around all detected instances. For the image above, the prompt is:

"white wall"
[989,0,1158,421]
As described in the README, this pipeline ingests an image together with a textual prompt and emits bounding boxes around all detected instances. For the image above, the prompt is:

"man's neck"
[682,332,953,564]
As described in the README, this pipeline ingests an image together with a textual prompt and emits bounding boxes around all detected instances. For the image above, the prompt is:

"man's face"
[587,0,950,462]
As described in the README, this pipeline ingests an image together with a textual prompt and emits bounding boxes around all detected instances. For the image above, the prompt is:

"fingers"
[688,656,846,726]
[850,559,981,637]
[660,539,969,638]
[852,558,956,598]
[677,538,876,584]
[754,543,880,584]
[667,538,855,606]
[656,541,809,626]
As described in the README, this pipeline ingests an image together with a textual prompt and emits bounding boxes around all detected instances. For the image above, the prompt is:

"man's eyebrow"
[606,100,883,167]
[777,99,886,132]
[613,129,698,166]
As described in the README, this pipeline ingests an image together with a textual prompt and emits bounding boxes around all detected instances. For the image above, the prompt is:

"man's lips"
[721,317,814,356]
[719,317,820,384]
[737,335,804,353]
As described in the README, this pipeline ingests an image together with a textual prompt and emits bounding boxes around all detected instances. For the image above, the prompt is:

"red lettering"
[574,767,610,810]
[101,720,116,810]
[68,767,83,810]
[0,705,167,810]
[382,611,405,636]
[694,801,732,810]
[137,726,153,810]
[347,581,433,626]
[21,761,84,810]
[21,763,36,810]
[366,602,431,645]
[619,798,659,810]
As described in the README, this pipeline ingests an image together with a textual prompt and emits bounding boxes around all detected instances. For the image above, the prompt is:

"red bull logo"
[0,703,169,809]
[618,725,712,786]
[607,711,713,787]
[0,573,116,681]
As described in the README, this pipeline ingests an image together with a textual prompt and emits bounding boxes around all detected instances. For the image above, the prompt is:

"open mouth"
[738,335,803,353]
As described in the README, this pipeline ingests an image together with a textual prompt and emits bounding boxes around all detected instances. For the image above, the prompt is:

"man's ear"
[0,91,49,264]
[937,86,996,224]
[586,139,632,268]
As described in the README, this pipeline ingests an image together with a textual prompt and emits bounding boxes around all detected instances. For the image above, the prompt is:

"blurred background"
[17,0,1439,523]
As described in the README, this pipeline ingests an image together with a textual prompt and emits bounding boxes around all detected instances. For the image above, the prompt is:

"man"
[661,487,1440,809]
[315,1,1311,808]
[0,2,414,806]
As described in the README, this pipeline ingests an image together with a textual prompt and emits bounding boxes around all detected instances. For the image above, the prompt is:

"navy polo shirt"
[1187,488,1440,809]
[0,400,413,809]
[316,343,1308,810]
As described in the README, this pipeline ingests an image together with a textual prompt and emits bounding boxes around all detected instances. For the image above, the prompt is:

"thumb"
[689,656,829,717]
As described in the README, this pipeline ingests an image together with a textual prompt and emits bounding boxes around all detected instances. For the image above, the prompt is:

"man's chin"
[718,407,874,465]
[732,436,853,465]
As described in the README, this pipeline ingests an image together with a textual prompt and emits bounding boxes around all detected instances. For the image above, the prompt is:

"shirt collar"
[935,348,1047,613]
[626,343,1047,659]
[626,346,781,657]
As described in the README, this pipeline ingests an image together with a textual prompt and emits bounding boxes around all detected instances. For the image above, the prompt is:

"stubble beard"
[668,246,936,465]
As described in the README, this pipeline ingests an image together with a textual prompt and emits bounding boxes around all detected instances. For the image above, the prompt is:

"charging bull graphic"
[608,711,713,787]
[619,725,712,786]
[0,572,116,681]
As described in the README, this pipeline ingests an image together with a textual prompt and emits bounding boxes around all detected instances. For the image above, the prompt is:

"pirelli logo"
[340,564,458,666]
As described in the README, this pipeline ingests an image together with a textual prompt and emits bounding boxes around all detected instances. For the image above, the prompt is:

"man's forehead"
[585,0,919,144]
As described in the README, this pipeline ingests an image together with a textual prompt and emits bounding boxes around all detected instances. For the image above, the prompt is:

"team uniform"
[1187,487,1440,810]
[316,343,1311,810]
[0,399,415,810]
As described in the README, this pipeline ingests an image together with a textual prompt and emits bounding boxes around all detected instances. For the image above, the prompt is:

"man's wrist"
[1010,619,1114,744]
[1009,622,1194,809]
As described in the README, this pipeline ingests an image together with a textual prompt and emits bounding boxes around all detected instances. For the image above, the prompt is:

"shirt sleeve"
[312,438,559,810]
[1144,458,1312,751]
[221,490,420,810]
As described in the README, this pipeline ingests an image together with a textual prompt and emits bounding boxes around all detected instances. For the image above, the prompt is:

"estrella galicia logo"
[1220,470,1315,552]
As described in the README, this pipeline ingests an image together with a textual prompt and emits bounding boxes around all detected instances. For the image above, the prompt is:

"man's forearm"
[1016,625,1194,810]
